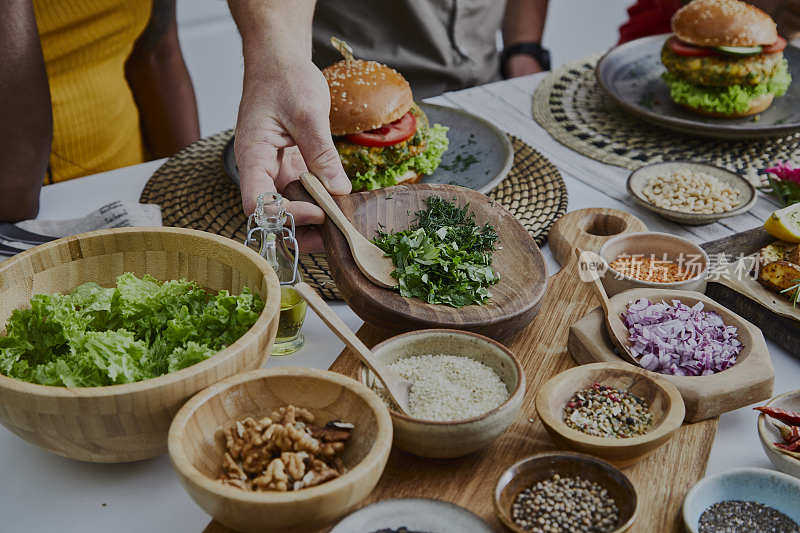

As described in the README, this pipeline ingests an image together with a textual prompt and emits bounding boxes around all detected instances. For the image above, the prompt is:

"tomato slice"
[667,36,717,57]
[763,36,788,54]
[346,112,417,147]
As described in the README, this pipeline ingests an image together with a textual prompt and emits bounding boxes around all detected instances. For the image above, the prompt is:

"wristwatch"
[501,42,552,77]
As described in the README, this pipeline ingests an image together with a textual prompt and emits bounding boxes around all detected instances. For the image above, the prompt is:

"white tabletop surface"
[3,72,798,532]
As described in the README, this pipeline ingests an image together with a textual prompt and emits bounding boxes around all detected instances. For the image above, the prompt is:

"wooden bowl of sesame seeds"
[535,362,685,468]
[358,328,525,458]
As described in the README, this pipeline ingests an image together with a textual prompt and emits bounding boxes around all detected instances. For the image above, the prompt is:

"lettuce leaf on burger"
[323,59,449,191]
[662,0,792,118]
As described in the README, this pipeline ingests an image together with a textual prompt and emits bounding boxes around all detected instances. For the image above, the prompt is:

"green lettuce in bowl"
[0,273,264,387]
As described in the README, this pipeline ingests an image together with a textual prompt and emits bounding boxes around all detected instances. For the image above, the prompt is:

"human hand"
[234,59,351,253]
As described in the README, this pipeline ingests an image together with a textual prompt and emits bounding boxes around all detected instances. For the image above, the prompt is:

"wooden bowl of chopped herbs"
[0,227,281,462]
[289,183,547,342]
[535,362,685,468]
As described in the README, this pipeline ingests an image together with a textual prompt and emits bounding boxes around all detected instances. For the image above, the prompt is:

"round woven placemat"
[533,54,800,185]
[140,129,567,299]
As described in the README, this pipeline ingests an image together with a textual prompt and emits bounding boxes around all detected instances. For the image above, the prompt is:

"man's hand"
[229,0,350,253]
[234,60,350,252]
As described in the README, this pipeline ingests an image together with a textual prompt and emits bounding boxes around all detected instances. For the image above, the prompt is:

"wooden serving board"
[701,227,800,355]
[205,208,718,533]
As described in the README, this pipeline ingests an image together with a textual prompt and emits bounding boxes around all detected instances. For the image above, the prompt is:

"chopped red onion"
[621,298,742,376]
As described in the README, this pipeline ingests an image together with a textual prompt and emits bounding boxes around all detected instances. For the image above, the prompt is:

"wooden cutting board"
[701,227,800,355]
[205,208,718,533]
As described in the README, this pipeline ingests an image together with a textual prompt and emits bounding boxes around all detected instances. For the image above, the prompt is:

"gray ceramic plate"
[329,498,493,533]
[223,103,513,193]
[596,34,800,139]
[627,161,758,225]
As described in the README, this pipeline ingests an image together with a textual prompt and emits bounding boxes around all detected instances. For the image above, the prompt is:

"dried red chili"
[776,440,800,452]
[754,406,800,426]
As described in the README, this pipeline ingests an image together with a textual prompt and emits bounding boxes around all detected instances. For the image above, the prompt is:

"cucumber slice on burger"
[715,45,763,56]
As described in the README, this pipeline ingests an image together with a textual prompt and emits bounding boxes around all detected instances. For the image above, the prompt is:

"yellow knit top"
[33,0,151,182]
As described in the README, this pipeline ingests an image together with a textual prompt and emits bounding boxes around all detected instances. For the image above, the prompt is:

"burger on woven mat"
[322,43,449,192]
[662,0,792,118]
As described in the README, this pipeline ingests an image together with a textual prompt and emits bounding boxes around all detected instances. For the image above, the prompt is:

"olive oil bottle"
[274,286,308,355]
[248,193,307,355]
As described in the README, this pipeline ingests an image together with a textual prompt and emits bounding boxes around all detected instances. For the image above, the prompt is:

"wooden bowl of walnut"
[168,366,393,533]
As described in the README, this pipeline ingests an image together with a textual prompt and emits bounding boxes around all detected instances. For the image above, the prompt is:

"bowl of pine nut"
[627,161,757,225]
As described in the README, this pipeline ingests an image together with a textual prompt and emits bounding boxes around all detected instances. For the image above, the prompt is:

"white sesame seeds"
[374,354,509,421]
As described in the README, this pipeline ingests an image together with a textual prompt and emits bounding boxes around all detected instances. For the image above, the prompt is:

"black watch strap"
[501,41,552,77]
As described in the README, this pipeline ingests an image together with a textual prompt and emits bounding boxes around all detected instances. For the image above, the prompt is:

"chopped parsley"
[373,196,499,307]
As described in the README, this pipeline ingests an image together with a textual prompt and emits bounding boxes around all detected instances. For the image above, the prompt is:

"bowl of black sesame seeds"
[493,451,638,533]
[535,362,685,467]
[682,467,800,533]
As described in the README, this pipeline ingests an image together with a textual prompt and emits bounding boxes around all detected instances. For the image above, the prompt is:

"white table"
[3,73,797,532]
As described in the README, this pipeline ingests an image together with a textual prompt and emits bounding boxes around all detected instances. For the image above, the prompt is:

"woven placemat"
[140,129,567,299]
[533,55,800,185]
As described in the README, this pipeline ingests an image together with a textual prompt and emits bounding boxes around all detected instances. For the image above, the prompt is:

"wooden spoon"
[293,282,412,414]
[575,248,641,367]
[299,172,396,288]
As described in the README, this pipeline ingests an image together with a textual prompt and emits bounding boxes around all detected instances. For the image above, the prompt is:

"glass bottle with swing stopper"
[246,192,307,355]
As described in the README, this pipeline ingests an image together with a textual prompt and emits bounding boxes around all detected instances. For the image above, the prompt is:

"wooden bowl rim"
[757,389,800,469]
[362,328,526,426]
[607,287,760,384]
[535,362,686,449]
[0,226,281,398]
[167,366,394,504]
[324,183,548,328]
[626,161,758,223]
[599,231,710,287]
[493,451,639,533]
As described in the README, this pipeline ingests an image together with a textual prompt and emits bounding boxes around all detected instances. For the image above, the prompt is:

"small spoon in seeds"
[293,282,412,414]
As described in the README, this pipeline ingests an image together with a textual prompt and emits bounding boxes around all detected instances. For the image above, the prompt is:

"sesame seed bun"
[671,0,778,47]
[323,59,414,136]
[678,92,774,118]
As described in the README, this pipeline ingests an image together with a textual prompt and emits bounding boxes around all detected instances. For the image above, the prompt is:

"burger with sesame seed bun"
[662,0,792,118]
[323,58,449,191]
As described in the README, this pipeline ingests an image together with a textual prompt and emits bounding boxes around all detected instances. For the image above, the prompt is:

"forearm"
[0,0,51,221]
[228,0,316,69]
[503,0,548,46]
[126,1,199,158]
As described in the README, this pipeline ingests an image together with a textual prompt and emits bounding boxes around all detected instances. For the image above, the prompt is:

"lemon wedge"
[764,203,800,243]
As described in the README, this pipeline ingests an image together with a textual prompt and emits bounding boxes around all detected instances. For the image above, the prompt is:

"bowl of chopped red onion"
[569,287,774,422]
[620,294,743,377]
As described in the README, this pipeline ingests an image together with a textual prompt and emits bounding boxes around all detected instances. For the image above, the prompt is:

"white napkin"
[16,200,162,237]
[0,201,162,257]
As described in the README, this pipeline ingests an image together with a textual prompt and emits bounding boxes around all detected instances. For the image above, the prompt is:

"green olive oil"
[272,286,308,355]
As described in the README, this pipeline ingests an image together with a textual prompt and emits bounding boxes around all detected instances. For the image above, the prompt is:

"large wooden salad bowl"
[0,227,281,462]
[289,183,548,341]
